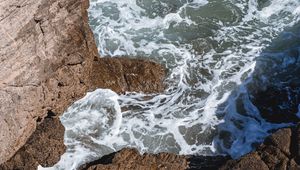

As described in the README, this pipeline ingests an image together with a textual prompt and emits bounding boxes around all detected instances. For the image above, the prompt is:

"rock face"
[220,125,300,170]
[2,0,299,169]
[0,0,97,163]
[0,0,166,166]
[0,56,166,170]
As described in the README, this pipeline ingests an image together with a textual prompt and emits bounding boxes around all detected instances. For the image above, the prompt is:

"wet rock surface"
[79,149,230,170]
[80,148,189,170]
[91,57,166,94]
[251,85,300,123]
[1,0,300,169]
[220,125,300,170]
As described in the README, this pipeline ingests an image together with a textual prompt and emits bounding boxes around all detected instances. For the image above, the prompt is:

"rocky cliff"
[0,0,98,163]
[1,0,300,170]
[0,0,166,167]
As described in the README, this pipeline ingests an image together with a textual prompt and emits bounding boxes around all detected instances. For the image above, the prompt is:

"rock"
[79,149,230,170]
[251,85,300,123]
[220,152,269,170]
[0,0,97,163]
[91,57,166,94]
[263,128,292,156]
[0,116,65,169]
[220,126,300,170]
[188,155,230,170]
[80,148,189,170]
[0,0,166,166]
[288,159,300,170]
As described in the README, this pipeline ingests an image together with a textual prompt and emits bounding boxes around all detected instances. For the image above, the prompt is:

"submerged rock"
[251,85,300,123]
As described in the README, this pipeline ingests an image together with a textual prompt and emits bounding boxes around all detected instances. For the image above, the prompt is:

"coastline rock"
[80,148,189,170]
[251,85,300,123]
[220,125,300,170]
[0,0,166,167]
[2,0,299,169]
[0,116,66,169]
[91,57,166,94]
[79,149,229,170]
[0,0,97,163]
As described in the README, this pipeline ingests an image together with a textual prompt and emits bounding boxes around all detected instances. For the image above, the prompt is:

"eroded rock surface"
[80,148,189,170]
[0,116,66,169]
[91,57,166,94]
[220,125,300,170]
[0,0,98,163]
[0,0,166,166]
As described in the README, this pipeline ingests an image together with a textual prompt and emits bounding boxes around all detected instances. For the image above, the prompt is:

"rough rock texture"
[0,0,166,166]
[2,0,299,169]
[220,125,300,170]
[91,57,166,94]
[80,148,189,170]
[79,150,229,170]
[0,0,97,163]
[0,116,66,169]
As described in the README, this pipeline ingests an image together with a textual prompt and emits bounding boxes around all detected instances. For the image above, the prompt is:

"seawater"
[41,0,300,169]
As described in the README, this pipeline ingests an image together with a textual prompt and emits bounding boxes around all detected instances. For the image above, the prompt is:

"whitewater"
[41,0,300,169]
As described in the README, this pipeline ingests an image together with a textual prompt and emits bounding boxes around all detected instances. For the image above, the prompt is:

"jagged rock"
[91,57,165,94]
[80,148,189,170]
[263,128,291,156]
[220,152,269,170]
[0,117,66,169]
[0,0,166,167]
[220,125,300,170]
[0,0,97,163]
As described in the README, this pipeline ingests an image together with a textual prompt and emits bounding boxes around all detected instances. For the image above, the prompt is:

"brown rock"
[263,128,292,156]
[258,145,289,170]
[220,127,300,170]
[0,0,98,163]
[81,148,188,170]
[220,152,269,170]
[0,117,65,169]
[0,0,166,166]
[288,159,300,170]
[91,57,165,94]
